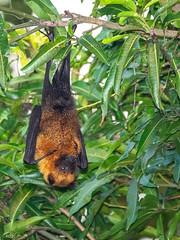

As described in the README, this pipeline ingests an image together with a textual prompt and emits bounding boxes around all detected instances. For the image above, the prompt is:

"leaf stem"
[104,202,127,209]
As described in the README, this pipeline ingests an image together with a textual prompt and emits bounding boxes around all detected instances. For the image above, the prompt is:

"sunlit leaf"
[100,0,137,12]
[143,0,159,12]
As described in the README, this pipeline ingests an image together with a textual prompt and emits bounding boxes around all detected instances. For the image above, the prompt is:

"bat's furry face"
[39,154,77,187]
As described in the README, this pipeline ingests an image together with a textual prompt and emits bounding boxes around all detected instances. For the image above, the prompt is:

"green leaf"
[69,173,116,216]
[0,143,22,151]
[114,34,138,97]
[147,41,163,109]
[143,0,159,12]
[172,153,180,183]
[102,34,131,44]
[154,0,179,22]
[100,0,137,12]
[126,178,139,229]
[137,114,164,157]
[163,12,180,27]
[0,14,9,55]
[101,62,116,116]
[26,0,66,37]
[9,185,35,225]
[168,210,180,240]
[157,215,166,239]
[72,81,101,101]
[98,4,128,16]
[0,108,9,124]
[0,166,19,183]
[0,14,9,91]
[118,11,140,18]
[4,216,47,235]
[79,35,109,65]
[26,0,57,15]
[21,37,67,73]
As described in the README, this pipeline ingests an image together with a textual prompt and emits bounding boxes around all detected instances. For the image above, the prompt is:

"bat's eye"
[48,174,55,185]
[60,166,69,173]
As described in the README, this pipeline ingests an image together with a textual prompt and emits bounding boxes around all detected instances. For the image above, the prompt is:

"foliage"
[0,0,180,239]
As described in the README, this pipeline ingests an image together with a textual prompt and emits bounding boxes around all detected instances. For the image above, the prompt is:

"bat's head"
[45,154,77,187]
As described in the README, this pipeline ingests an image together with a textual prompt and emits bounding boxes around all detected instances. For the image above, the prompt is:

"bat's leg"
[35,150,57,162]
[23,105,42,165]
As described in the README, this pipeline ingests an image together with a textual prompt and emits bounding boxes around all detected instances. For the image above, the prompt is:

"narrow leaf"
[69,173,116,216]
[98,4,128,16]
[100,0,137,12]
[154,0,179,21]
[0,14,9,91]
[101,62,116,116]
[157,215,166,239]
[72,81,101,101]
[147,40,163,109]
[0,166,19,183]
[0,51,8,90]
[102,34,130,44]
[26,0,57,15]
[114,34,138,96]
[126,178,139,229]
[21,37,67,73]
[26,0,66,37]
[172,153,180,183]
[9,185,35,225]
[4,216,47,235]
[79,34,109,65]
[143,0,159,12]
[137,114,163,157]
[163,12,180,27]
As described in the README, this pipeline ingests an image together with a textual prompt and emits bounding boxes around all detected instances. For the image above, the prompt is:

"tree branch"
[60,208,96,240]
[1,6,179,40]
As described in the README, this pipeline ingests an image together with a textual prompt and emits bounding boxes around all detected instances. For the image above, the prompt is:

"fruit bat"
[23,27,88,187]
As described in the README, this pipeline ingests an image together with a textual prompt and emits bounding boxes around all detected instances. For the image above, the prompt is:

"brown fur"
[35,108,82,187]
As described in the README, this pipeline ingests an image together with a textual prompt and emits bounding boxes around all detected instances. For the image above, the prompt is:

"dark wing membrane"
[23,105,42,164]
[78,131,88,169]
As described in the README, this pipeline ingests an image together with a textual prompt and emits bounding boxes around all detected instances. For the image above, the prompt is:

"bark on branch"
[0,6,179,40]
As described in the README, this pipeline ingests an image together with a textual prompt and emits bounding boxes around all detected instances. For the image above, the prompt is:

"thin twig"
[30,226,75,240]
[104,202,126,209]
[0,5,39,22]
[60,208,96,240]
[6,21,37,32]
[17,230,35,240]
[166,195,180,201]
[9,26,43,44]
[83,25,102,35]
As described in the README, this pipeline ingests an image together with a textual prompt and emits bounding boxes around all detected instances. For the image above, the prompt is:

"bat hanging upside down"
[23,28,88,187]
